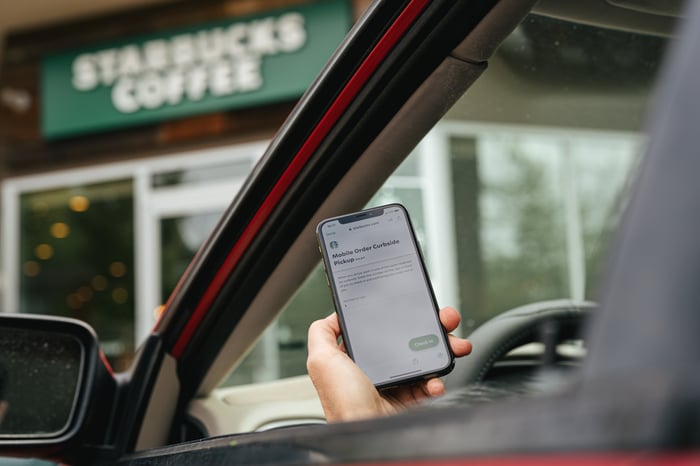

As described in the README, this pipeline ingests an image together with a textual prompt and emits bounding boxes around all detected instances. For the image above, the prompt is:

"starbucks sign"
[72,13,307,113]
[41,0,350,139]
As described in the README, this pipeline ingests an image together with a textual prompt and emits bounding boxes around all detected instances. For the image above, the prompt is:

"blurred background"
[0,0,367,372]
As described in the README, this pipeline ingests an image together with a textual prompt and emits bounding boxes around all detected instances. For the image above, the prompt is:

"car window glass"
[219,14,667,388]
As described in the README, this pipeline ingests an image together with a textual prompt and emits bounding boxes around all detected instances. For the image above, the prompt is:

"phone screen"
[317,203,454,388]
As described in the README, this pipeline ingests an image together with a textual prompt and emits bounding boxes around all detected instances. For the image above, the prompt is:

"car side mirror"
[0,313,116,462]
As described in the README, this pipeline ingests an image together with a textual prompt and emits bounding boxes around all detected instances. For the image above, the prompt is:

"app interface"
[320,205,451,385]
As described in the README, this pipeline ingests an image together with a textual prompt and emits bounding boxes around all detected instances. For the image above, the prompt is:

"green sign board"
[41,0,351,139]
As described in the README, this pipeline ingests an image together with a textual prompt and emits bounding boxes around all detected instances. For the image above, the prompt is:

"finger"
[448,334,472,357]
[425,378,446,397]
[411,381,431,401]
[393,378,445,405]
[323,313,350,351]
[323,312,341,334]
[307,314,356,386]
[390,382,430,405]
[439,307,462,333]
[307,313,343,356]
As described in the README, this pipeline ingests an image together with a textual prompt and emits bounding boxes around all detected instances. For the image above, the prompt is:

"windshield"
[219,13,669,387]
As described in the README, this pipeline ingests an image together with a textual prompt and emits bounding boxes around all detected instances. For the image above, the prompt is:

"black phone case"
[316,203,455,389]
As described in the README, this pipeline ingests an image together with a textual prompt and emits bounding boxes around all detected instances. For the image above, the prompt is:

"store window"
[151,157,256,305]
[2,142,266,371]
[17,180,135,370]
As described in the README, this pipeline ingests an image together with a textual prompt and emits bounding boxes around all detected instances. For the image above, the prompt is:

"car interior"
[0,0,684,464]
[169,0,674,443]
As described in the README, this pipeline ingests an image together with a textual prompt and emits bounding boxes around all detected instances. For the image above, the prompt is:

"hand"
[306,306,472,423]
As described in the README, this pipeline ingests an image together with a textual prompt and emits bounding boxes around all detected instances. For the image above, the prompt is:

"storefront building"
[0,0,363,372]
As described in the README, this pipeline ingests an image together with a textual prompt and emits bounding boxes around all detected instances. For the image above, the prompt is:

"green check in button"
[409,334,439,351]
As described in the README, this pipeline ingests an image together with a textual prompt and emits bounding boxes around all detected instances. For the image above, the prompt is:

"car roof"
[533,0,679,36]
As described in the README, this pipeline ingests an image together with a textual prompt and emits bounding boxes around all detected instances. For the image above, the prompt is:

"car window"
[218,13,667,388]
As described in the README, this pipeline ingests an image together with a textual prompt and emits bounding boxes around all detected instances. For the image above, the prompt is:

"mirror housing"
[0,313,116,463]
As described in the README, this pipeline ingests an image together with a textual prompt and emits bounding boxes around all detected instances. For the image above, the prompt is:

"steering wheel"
[444,299,595,392]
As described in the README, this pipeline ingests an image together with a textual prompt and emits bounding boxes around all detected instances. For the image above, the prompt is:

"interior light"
[68,195,90,212]
[22,261,41,277]
[50,222,70,239]
[35,244,54,260]
[91,275,108,291]
[77,286,94,302]
[66,293,82,310]
[109,261,127,278]
[153,304,166,320]
[112,287,129,304]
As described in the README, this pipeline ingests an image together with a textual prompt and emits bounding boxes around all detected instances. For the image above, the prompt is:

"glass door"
[2,141,266,369]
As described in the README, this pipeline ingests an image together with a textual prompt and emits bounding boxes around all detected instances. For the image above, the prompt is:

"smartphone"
[316,203,454,389]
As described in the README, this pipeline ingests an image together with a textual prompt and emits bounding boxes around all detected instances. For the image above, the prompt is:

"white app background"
[320,206,450,385]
